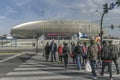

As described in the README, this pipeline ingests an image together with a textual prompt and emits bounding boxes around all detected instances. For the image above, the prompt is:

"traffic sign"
[109,2,116,10]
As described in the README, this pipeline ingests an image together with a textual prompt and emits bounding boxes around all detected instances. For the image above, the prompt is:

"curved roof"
[11,20,100,38]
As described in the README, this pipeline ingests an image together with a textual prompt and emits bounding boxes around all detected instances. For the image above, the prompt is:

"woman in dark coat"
[44,42,50,61]
[62,42,70,68]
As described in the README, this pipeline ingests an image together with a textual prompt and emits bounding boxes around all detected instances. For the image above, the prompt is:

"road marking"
[0,76,73,80]
[7,71,52,75]
[22,62,38,65]
[19,64,47,67]
[14,68,40,70]
[7,69,83,76]
[14,67,65,70]
[0,53,23,63]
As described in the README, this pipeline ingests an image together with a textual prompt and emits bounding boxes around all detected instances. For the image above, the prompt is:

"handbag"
[85,61,92,72]
[70,53,74,58]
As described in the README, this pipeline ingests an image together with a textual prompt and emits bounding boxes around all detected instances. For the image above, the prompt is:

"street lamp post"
[36,34,39,53]
[42,11,44,37]
[41,11,45,54]
[89,10,98,23]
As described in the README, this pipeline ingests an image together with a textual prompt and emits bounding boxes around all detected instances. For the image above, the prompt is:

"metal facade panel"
[11,20,100,38]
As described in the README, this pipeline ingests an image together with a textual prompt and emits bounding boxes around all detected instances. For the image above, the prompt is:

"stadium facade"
[11,20,100,39]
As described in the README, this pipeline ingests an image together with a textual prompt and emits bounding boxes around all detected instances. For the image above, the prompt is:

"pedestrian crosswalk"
[0,57,91,80]
[0,54,120,80]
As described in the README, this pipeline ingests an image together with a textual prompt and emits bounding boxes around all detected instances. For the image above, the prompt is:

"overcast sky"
[0,0,120,37]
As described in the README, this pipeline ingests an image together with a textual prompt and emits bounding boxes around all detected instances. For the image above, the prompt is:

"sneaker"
[117,72,120,75]
[99,72,103,76]
[92,76,97,80]
[78,68,81,71]
[89,74,93,76]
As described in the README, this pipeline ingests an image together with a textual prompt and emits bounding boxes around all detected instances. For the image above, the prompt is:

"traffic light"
[116,0,120,7]
[103,3,108,14]
[111,24,114,29]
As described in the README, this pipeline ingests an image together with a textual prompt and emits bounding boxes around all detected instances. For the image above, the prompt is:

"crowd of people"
[43,39,120,80]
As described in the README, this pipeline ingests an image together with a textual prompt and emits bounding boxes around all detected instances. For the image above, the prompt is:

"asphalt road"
[0,53,35,78]
[0,53,120,80]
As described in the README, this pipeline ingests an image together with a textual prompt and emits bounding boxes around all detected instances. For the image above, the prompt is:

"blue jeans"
[90,60,97,77]
[51,52,56,62]
[76,55,81,70]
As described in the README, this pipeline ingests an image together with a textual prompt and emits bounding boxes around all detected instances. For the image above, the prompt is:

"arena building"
[11,20,100,39]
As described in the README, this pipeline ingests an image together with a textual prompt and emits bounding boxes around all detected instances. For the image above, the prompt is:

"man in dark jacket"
[101,41,113,80]
[108,41,120,75]
[50,39,57,62]
[74,41,83,70]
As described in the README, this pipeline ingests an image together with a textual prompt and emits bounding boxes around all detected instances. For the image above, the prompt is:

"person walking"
[100,41,113,80]
[87,39,98,80]
[97,43,102,66]
[74,41,83,70]
[108,41,120,75]
[50,39,57,62]
[44,42,50,61]
[62,42,70,68]
[58,44,63,63]
[70,42,76,64]
[82,42,88,65]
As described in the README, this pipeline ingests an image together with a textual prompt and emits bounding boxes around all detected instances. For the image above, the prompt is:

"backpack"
[75,46,83,55]
[83,46,87,53]
[82,46,87,56]
[63,46,69,54]
[101,46,112,60]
